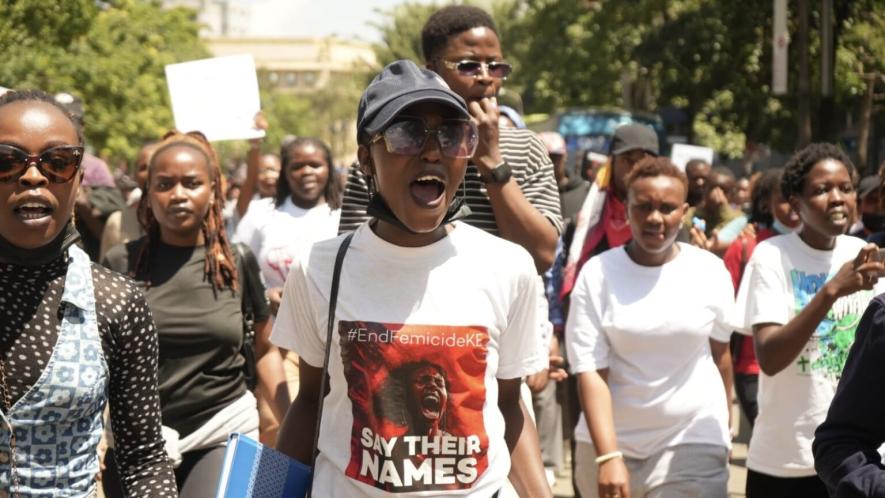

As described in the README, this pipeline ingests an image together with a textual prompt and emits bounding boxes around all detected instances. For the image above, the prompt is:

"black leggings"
[734,372,759,426]
[745,469,829,498]
[103,446,227,498]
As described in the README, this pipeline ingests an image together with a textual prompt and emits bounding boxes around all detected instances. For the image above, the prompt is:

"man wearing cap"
[850,175,885,241]
[338,4,562,275]
[560,123,659,301]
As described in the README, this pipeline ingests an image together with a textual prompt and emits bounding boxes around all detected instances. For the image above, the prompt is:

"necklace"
[0,359,21,498]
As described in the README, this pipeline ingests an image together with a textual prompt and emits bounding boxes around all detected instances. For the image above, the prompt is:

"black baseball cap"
[357,60,469,144]
[609,123,659,156]
[858,175,881,199]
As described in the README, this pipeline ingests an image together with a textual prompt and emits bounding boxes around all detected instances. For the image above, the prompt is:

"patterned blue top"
[0,245,176,496]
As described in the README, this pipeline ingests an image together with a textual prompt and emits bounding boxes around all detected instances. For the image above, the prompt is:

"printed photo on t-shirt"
[791,269,873,378]
[338,320,490,492]
[264,245,295,284]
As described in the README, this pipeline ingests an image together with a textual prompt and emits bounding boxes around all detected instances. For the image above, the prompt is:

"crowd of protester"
[3,4,885,498]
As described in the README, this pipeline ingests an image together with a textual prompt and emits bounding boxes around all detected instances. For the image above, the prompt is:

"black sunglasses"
[440,59,512,79]
[0,144,84,183]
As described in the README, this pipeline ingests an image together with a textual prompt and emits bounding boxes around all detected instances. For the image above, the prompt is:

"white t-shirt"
[232,197,275,248]
[234,197,340,289]
[565,243,733,459]
[271,222,545,497]
[735,232,882,477]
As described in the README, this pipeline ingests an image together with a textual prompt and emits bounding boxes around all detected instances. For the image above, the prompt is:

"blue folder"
[214,432,312,498]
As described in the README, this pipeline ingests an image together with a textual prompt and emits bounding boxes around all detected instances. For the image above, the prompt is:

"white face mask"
[772,217,800,235]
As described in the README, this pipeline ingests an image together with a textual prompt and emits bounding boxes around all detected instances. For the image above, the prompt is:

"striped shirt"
[338,126,564,237]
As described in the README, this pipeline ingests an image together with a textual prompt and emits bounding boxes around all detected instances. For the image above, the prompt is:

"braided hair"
[134,130,238,292]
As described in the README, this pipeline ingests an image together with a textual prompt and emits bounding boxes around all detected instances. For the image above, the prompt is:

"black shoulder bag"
[305,232,354,497]
[234,242,261,390]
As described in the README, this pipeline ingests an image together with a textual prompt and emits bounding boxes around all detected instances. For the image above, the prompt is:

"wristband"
[594,450,623,465]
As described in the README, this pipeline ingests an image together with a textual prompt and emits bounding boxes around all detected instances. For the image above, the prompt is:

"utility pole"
[819,0,837,141]
[797,0,812,147]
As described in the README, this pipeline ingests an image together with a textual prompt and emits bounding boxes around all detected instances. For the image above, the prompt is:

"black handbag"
[234,242,262,390]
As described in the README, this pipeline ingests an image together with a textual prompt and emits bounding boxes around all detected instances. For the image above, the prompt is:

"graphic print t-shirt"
[736,232,885,477]
[235,198,340,289]
[272,222,544,497]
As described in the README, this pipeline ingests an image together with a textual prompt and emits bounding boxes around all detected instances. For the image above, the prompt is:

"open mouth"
[828,211,848,223]
[410,176,446,208]
[14,202,53,222]
[299,179,318,191]
[420,394,442,418]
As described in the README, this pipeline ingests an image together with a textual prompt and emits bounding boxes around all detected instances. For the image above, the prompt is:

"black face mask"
[0,221,81,266]
[863,212,885,233]
[366,192,472,235]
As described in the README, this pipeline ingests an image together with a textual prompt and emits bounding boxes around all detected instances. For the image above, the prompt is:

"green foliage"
[370,0,882,158]
[837,8,885,94]
[371,2,443,68]
[0,0,208,165]
[308,73,368,165]
[212,87,317,168]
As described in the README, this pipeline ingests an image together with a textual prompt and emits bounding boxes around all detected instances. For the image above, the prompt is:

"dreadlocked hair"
[134,130,239,293]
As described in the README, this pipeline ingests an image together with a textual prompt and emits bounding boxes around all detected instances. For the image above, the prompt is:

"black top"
[104,239,270,438]
[813,295,885,497]
[866,231,885,248]
[77,186,125,261]
[559,176,591,226]
[0,254,176,495]
[559,176,592,252]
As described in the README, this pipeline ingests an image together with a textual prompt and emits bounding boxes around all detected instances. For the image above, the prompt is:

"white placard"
[670,143,715,171]
[165,55,265,142]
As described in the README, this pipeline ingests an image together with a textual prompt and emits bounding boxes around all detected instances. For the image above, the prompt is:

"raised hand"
[467,97,502,172]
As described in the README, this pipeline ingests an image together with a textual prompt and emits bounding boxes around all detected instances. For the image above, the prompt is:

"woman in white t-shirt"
[272,59,552,498]
[235,137,342,302]
[566,157,734,498]
[735,143,885,498]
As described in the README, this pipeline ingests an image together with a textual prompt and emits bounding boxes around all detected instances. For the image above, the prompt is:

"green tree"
[370,0,521,71]
[371,2,442,68]
[212,86,317,169]
[0,1,97,98]
[835,6,885,170]
[504,0,882,159]
[0,0,209,165]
